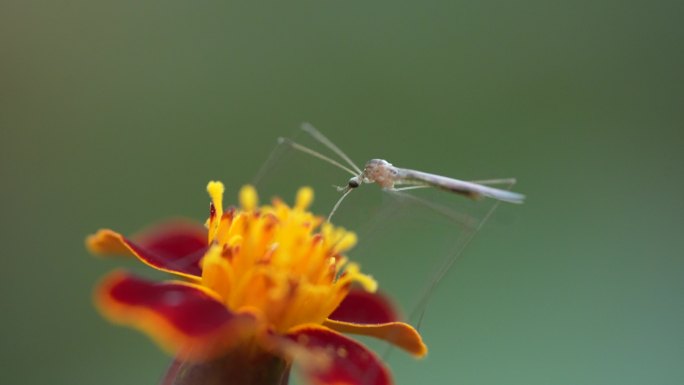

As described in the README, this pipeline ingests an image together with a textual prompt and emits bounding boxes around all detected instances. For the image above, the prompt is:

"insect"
[254,123,524,381]
[278,123,525,221]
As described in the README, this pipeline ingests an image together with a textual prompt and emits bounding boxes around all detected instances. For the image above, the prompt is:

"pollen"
[200,183,376,332]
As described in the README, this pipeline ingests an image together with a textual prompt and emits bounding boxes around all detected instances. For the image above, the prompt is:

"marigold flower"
[87,182,427,385]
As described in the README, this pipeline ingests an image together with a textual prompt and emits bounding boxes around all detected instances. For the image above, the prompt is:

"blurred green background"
[2,0,682,384]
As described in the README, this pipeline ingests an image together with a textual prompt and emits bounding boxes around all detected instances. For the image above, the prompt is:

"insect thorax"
[363,159,397,189]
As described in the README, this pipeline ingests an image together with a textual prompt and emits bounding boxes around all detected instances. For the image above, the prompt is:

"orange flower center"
[201,182,376,332]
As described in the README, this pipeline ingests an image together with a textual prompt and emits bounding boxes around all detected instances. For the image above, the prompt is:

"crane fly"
[250,123,525,382]
[278,123,525,221]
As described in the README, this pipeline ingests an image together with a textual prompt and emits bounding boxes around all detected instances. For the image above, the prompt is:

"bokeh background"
[2,0,682,384]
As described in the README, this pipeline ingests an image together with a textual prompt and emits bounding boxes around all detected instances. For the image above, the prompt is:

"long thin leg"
[375,178,519,380]
[376,188,481,365]
[301,122,363,174]
[252,137,290,186]
[384,189,478,231]
[411,178,517,330]
[277,137,359,177]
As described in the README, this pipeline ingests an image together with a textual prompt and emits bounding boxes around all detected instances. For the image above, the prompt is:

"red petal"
[87,220,208,278]
[133,220,208,262]
[281,325,392,385]
[96,271,255,360]
[328,289,398,324]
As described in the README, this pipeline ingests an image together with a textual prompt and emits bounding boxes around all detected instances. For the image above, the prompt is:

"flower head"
[88,182,426,385]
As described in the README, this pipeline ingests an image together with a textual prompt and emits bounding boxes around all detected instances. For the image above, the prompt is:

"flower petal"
[323,319,427,358]
[328,289,398,324]
[324,290,426,356]
[95,271,256,360]
[279,325,392,385]
[87,220,208,278]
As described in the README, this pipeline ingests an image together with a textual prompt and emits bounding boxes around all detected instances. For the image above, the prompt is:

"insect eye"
[348,179,360,188]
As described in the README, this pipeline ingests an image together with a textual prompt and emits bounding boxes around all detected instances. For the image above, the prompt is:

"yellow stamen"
[203,182,377,331]
[200,245,232,302]
[333,232,357,253]
[207,181,225,242]
[239,185,258,211]
[343,263,378,293]
[295,187,314,210]
[207,181,225,215]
